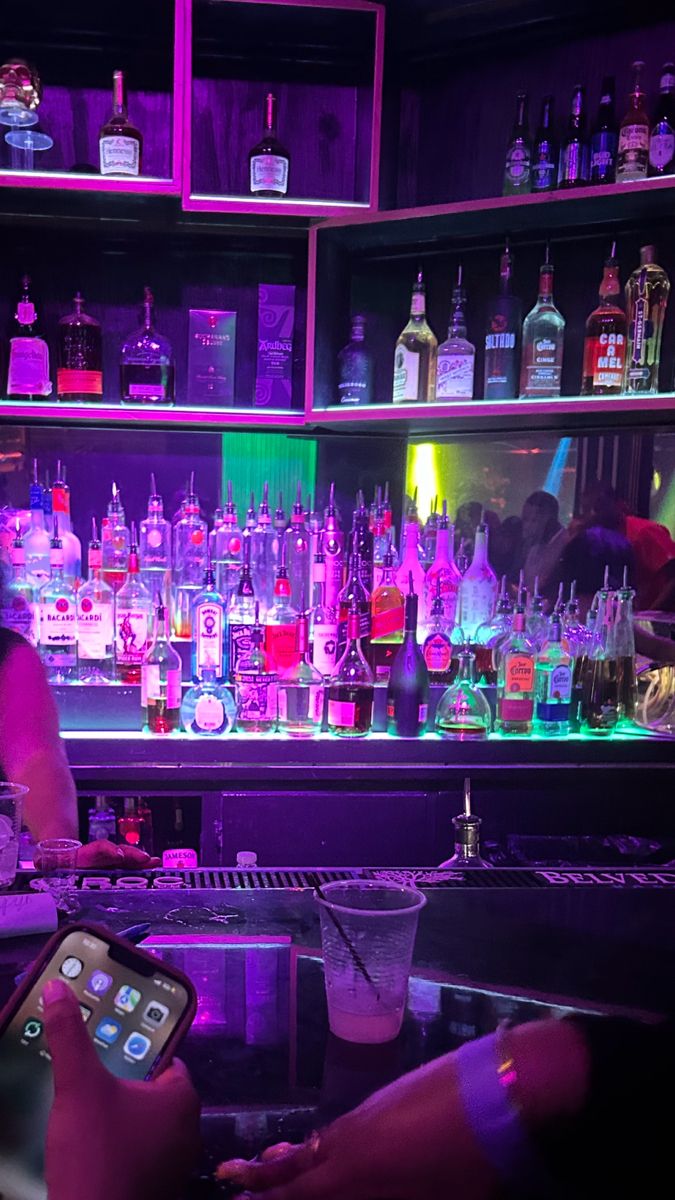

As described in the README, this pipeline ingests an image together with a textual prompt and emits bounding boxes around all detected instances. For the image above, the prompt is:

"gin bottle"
[496,604,536,735]
[191,561,226,682]
[77,519,114,683]
[234,603,278,734]
[435,267,475,399]
[337,314,374,406]
[7,275,51,398]
[534,618,573,736]
[484,246,521,400]
[327,597,374,738]
[248,92,290,197]
[139,473,172,614]
[624,245,670,393]
[99,69,142,177]
[120,287,175,404]
[1,522,36,645]
[519,251,565,398]
[115,526,153,685]
[142,601,182,734]
[457,522,498,641]
[503,92,531,195]
[393,270,437,404]
[581,242,627,396]
[180,666,236,736]
[38,518,78,683]
[277,608,324,738]
[616,62,649,183]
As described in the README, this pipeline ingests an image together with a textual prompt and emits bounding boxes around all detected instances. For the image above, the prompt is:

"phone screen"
[0,927,191,1200]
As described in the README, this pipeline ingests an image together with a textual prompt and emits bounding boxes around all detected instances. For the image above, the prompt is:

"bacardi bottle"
[649,64,675,177]
[142,601,182,734]
[616,62,649,183]
[496,605,536,735]
[56,293,103,402]
[519,251,565,398]
[558,85,589,188]
[392,270,437,404]
[457,522,498,641]
[484,246,521,400]
[502,92,531,195]
[386,576,429,738]
[2,523,36,645]
[7,275,51,398]
[77,519,114,683]
[139,473,172,614]
[234,603,278,733]
[337,314,374,406]
[435,267,475,399]
[590,77,618,184]
[277,609,324,738]
[534,618,573,736]
[248,92,290,197]
[99,69,142,177]
[120,287,174,404]
[38,518,78,684]
[581,242,627,396]
[115,527,153,685]
[327,597,374,738]
[624,245,670,393]
[531,95,556,192]
[191,561,226,682]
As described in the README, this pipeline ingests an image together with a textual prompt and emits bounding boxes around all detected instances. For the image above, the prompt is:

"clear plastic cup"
[317,881,427,1044]
[0,783,28,889]
[33,838,82,914]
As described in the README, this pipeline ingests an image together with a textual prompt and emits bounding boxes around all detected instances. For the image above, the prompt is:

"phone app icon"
[95,1018,122,1045]
[79,1005,93,1023]
[60,956,83,980]
[123,1032,151,1061]
[87,970,113,996]
[114,985,141,1013]
[22,1018,43,1041]
[142,1001,170,1028]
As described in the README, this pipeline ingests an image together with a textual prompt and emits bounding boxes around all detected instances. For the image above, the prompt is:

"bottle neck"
[457,652,476,683]
[599,264,621,303]
[470,528,488,568]
[538,266,554,303]
[403,522,420,560]
[112,71,127,118]
[410,283,426,320]
[264,93,277,136]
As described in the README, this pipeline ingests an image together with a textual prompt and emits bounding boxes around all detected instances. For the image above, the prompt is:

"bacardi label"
[40,599,76,646]
[0,596,35,643]
[115,607,149,664]
[195,601,224,674]
[99,135,140,177]
[7,337,51,396]
[77,599,113,659]
[250,154,288,194]
[393,345,420,403]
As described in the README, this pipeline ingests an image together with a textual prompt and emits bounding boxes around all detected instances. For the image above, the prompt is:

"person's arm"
[0,638,78,840]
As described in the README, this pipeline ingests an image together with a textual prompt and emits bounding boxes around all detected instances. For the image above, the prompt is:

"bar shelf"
[0,399,307,433]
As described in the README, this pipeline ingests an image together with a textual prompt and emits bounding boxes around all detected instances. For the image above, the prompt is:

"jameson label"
[195,601,224,673]
[250,154,289,194]
[99,135,140,176]
[393,345,420,402]
[7,337,51,396]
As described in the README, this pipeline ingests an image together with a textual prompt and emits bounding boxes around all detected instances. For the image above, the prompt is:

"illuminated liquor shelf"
[0,399,306,433]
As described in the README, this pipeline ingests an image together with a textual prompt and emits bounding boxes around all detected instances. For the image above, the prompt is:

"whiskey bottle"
[649,64,675,177]
[484,245,521,400]
[496,604,536,735]
[142,600,182,734]
[435,267,475,398]
[531,95,556,193]
[265,553,300,675]
[327,596,374,738]
[7,275,51,398]
[581,242,627,395]
[624,245,670,393]
[392,270,438,404]
[337,314,374,406]
[558,85,589,188]
[56,293,103,401]
[99,69,142,177]
[234,603,278,734]
[617,62,650,183]
[77,519,114,684]
[503,92,531,195]
[590,77,618,184]
[120,288,175,404]
[249,93,290,197]
[519,250,565,398]
[386,576,429,739]
[38,518,78,684]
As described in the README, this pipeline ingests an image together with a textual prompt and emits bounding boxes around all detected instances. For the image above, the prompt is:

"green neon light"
[221,431,317,513]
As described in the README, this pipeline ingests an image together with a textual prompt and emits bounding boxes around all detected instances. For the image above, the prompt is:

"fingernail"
[43,979,70,1006]
[116,846,125,857]
[214,1161,247,1182]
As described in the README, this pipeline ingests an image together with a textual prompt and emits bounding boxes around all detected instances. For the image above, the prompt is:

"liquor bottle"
[115,526,153,685]
[87,795,117,842]
[141,600,182,734]
[120,287,175,404]
[649,63,675,177]
[496,603,536,734]
[616,62,650,183]
[209,505,224,565]
[422,499,439,568]
[327,596,374,737]
[439,780,492,866]
[99,69,142,177]
[422,580,454,685]
[214,481,243,604]
[228,538,257,679]
[557,85,589,188]
[38,517,78,684]
[392,270,438,404]
[1,522,36,645]
[248,92,289,197]
[336,535,371,662]
[614,573,637,721]
[234,603,278,733]
[278,608,324,738]
[101,481,130,594]
[349,489,374,593]
[337,314,374,406]
[7,275,51,398]
[370,542,404,682]
[624,245,670,393]
[191,560,226,682]
[534,617,573,736]
[139,473,172,614]
[526,577,549,650]
[265,551,300,674]
[395,515,426,600]
[274,492,287,538]
[23,463,51,587]
[519,250,565,398]
[321,481,344,611]
[581,242,627,396]
[386,576,429,738]
[436,653,492,739]
[371,489,391,589]
[424,500,461,628]
[435,267,475,399]
[117,798,149,853]
[56,293,103,401]
[473,575,513,686]
[484,245,522,400]
[51,464,82,583]
[502,92,531,195]
[457,522,498,641]
[284,481,311,611]
[180,666,236,737]
[251,481,277,612]
[310,551,339,679]
[77,519,114,683]
[590,77,618,184]
[531,95,556,192]
[162,801,199,868]
[580,584,619,735]
[173,473,208,639]
[243,492,257,543]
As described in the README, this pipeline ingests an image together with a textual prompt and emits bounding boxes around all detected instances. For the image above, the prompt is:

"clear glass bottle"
[265,553,300,675]
[370,542,405,682]
[458,522,498,642]
[649,63,675,177]
[23,462,51,588]
[590,77,618,184]
[214,481,243,605]
[395,517,426,599]
[101,481,130,595]
[616,61,650,183]
[191,561,226,682]
[484,245,522,400]
[392,269,438,404]
[422,581,454,685]
[139,472,172,615]
[558,85,589,188]
[284,481,311,611]
[51,463,82,584]
[87,795,117,842]
[248,92,289,197]
[77,519,114,683]
[435,648,492,740]
[474,575,513,686]
[386,577,429,738]
[173,473,208,639]
[56,292,103,402]
[580,587,619,736]
[534,618,573,736]
[527,579,549,650]
[581,242,627,396]
[424,501,461,629]
[496,605,536,735]
[503,91,531,195]
[278,609,324,738]
[7,274,51,398]
[519,251,565,398]
[337,537,371,662]
[38,518,78,684]
[142,601,182,734]
[435,267,475,399]
[349,489,374,592]
[337,314,374,406]
[310,550,339,679]
[531,95,556,192]
[624,245,670,394]
[439,784,492,868]
[614,577,637,722]
[120,287,175,404]
[180,666,236,737]
[234,603,278,734]
[99,69,142,177]
[251,481,278,612]
[115,527,153,685]
[327,598,374,738]
[1,522,36,644]
[228,537,257,680]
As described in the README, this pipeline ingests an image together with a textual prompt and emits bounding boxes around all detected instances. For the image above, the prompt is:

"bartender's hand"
[43,979,200,1200]
[76,839,161,869]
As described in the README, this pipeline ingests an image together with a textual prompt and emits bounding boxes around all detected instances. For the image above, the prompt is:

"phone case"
[0,921,198,1079]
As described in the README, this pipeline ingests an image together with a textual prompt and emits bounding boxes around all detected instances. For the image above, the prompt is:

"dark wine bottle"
[386,574,430,738]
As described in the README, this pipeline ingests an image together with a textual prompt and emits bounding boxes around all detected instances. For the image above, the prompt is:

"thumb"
[42,979,102,1093]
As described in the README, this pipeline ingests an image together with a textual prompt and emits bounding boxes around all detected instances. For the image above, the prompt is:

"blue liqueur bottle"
[483,245,521,400]
[337,314,374,406]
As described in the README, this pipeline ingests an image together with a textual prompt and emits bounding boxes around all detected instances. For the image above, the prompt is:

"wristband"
[454,1031,559,1195]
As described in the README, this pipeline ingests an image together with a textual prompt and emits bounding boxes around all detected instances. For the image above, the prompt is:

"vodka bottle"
[310,550,339,679]
[321,481,345,611]
[139,473,172,615]
[251,481,277,612]
[173,472,208,639]
[277,609,324,738]
[327,597,374,738]
[115,526,153,685]
[38,518,78,684]
[1,522,36,645]
[209,506,224,564]
[101,480,130,594]
[142,600,182,734]
[234,603,278,733]
[386,576,429,738]
[23,462,51,588]
[228,538,257,679]
[458,522,498,641]
[191,561,227,682]
[496,605,536,735]
[77,519,114,683]
[265,552,300,675]
[51,463,82,583]
[284,481,311,611]
[337,536,371,661]
[214,481,243,604]
[424,500,460,628]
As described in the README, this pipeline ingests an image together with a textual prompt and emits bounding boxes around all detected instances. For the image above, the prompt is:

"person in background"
[489,514,523,585]
[555,486,634,619]
[519,490,566,596]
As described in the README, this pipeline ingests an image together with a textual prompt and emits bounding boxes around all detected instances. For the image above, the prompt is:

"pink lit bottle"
[394,516,426,600]
[423,500,461,629]
[457,522,498,641]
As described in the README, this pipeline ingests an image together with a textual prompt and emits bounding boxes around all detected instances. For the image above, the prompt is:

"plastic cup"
[317,881,427,1044]
[0,783,28,888]
[34,838,82,913]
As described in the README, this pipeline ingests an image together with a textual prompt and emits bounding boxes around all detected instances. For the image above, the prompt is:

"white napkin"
[0,891,58,938]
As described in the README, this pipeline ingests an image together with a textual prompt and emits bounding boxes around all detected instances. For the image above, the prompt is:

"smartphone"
[0,922,197,1200]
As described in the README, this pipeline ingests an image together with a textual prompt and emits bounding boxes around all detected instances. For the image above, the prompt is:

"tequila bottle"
[1,522,36,645]
[503,92,531,195]
[337,314,374,406]
[248,92,290,197]
[101,481,130,594]
[139,473,172,614]
[180,667,236,737]
[310,551,339,679]
[590,77,618,184]
[649,64,675,177]
[56,293,103,402]
[458,522,498,641]
[435,267,475,399]
[99,69,142,177]
[581,242,627,396]
[115,526,153,684]
[38,518,78,684]
[7,275,51,398]
[191,561,226,682]
[534,618,573,736]
[616,62,649,183]
[436,650,492,740]
[173,473,208,639]
[327,598,374,738]
[77,519,114,683]
[234,603,278,734]
[142,601,182,734]
[484,245,521,400]
[519,251,565,398]
[393,270,437,404]
[120,287,174,404]
[277,609,324,738]
[624,245,670,393]
[496,605,536,734]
